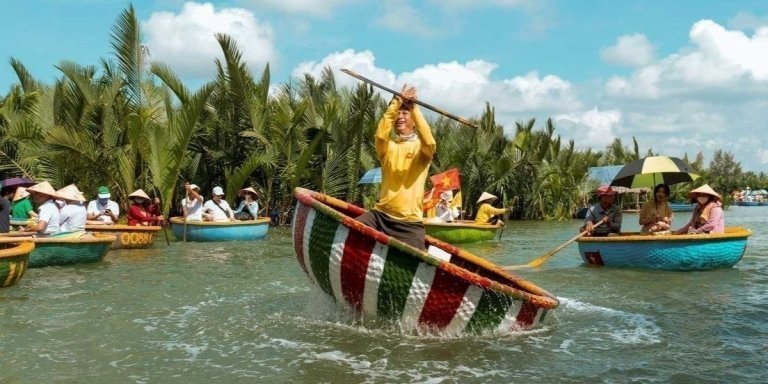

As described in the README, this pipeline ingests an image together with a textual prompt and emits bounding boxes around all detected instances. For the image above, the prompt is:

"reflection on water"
[1,209,767,383]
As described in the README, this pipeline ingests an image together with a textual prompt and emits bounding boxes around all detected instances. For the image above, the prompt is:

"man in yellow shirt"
[356,85,436,250]
[474,192,510,224]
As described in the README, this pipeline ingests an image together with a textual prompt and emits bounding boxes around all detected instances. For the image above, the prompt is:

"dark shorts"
[356,210,426,251]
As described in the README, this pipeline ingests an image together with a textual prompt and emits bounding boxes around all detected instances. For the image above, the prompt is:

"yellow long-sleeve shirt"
[373,98,436,222]
[474,203,507,224]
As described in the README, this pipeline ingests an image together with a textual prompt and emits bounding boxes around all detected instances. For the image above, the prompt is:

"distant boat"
[576,227,751,271]
[0,240,34,287]
[169,217,270,242]
[669,202,696,212]
[736,201,763,207]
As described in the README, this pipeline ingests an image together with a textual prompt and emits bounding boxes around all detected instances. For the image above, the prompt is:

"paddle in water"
[505,217,607,270]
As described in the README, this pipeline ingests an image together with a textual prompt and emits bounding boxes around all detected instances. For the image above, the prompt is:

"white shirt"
[436,204,459,222]
[59,203,87,232]
[182,196,203,221]
[203,199,233,221]
[37,199,61,235]
[86,199,120,224]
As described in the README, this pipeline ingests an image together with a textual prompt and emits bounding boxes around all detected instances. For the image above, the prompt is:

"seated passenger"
[56,184,87,233]
[675,184,724,235]
[203,186,234,222]
[127,189,164,226]
[23,181,61,236]
[86,185,119,225]
[435,190,460,222]
[474,192,510,225]
[233,187,259,220]
[581,185,622,237]
[639,184,673,234]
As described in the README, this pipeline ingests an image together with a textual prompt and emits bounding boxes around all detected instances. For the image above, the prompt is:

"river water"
[1,207,766,383]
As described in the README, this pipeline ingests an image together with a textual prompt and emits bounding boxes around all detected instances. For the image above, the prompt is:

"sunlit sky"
[3,0,768,171]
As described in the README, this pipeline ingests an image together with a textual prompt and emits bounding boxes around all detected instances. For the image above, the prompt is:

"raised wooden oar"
[505,217,607,270]
[340,68,479,129]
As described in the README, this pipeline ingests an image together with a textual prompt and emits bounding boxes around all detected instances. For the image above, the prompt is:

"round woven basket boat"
[0,241,34,287]
[292,187,559,335]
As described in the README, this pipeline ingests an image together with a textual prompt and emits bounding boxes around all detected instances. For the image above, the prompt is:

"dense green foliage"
[1,6,766,222]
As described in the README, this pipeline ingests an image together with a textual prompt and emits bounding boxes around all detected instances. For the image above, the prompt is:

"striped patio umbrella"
[610,156,699,188]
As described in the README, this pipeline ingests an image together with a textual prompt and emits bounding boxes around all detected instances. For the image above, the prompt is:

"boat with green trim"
[424,219,502,243]
[0,240,34,287]
[576,226,751,271]
[86,224,162,249]
[292,187,559,335]
[0,232,116,268]
[169,217,270,242]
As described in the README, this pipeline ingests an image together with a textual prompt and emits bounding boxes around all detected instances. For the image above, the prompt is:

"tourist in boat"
[435,190,460,222]
[202,186,234,222]
[181,182,204,221]
[581,185,622,236]
[0,186,11,233]
[23,181,60,236]
[355,84,436,250]
[10,187,37,222]
[675,184,724,235]
[56,184,87,233]
[233,187,259,220]
[474,192,510,225]
[86,185,119,225]
[127,189,164,226]
[639,183,673,234]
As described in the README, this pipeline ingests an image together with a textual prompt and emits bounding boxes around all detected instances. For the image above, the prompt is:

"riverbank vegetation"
[1,6,766,222]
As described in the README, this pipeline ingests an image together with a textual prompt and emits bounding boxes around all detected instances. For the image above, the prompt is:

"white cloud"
[292,49,579,126]
[144,2,275,78]
[601,34,656,67]
[554,108,622,148]
[432,0,533,10]
[240,0,354,17]
[758,149,768,164]
[606,20,768,98]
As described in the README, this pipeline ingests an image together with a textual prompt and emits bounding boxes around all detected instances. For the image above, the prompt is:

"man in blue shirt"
[581,185,622,236]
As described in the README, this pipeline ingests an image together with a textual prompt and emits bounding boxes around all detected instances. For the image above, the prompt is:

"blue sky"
[3,0,768,171]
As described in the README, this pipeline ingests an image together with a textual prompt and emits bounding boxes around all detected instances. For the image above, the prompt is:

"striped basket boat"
[292,188,559,335]
[0,240,34,288]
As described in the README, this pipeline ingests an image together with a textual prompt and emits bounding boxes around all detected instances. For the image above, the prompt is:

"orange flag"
[430,168,461,193]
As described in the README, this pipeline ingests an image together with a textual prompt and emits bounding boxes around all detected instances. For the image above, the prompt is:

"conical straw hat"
[12,187,30,202]
[687,184,721,201]
[56,184,86,202]
[128,189,150,200]
[476,192,498,204]
[239,187,258,196]
[27,181,58,199]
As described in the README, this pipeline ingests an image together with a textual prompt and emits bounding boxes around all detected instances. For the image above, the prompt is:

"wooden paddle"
[340,68,479,129]
[505,217,607,270]
[162,220,170,245]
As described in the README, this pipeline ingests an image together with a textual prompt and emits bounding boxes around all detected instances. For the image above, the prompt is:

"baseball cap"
[212,186,225,196]
[97,185,111,199]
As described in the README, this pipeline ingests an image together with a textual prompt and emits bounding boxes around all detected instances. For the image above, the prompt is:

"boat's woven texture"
[0,242,33,287]
[292,197,550,334]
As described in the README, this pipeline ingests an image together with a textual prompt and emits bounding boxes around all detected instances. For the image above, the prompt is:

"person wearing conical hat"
[355,84,436,251]
[127,189,164,226]
[675,184,724,235]
[56,184,87,233]
[86,185,119,225]
[23,181,61,235]
[581,185,622,237]
[474,192,511,224]
[233,187,259,220]
[10,187,38,221]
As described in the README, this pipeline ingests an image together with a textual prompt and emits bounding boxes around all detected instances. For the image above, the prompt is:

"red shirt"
[127,203,158,226]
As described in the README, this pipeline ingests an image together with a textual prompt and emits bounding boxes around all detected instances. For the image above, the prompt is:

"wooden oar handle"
[340,68,479,129]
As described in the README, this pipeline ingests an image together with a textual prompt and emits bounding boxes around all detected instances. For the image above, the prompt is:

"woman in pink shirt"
[675,184,725,235]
